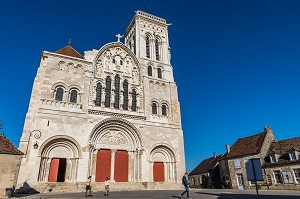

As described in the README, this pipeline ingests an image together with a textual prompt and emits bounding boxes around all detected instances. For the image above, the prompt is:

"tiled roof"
[226,132,267,158]
[54,45,84,59]
[264,137,300,167]
[0,134,24,155]
[189,154,222,176]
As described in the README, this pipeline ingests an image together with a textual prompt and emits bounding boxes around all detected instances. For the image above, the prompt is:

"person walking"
[104,177,110,196]
[180,172,190,199]
[85,176,92,197]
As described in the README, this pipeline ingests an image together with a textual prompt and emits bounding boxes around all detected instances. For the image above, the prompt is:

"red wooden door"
[96,149,111,182]
[153,162,165,182]
[114,150,128,182]
[48,158,60,182]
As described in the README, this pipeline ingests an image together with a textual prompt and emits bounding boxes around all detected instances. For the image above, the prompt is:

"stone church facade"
[17,10,185,191]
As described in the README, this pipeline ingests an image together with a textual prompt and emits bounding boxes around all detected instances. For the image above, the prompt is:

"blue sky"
[1,0,300,172]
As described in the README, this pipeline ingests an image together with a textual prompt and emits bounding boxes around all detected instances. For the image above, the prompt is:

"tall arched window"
[148,66,152,76]
[70,89,78,103]
[155,39,159,61]
[114,74,120,109]
[131,89,137,111]
[95,83,102,106]
[55,87,64,101]
[157,68,162,79]
[104,76,111,108]
[152,102,158,114]
[123,80,129,110]
[146,36,150,58]
[162,104,167,116]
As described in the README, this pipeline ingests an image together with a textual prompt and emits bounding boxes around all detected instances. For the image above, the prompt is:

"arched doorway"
[37,136,82,182]
[88,118,143,182]
[149,144,177,182]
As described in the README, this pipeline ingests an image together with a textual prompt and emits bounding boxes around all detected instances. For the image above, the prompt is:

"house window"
[152,103,158,114]
[104,76,111,108]
[122,80,128,110]
[157,68,162,79]
[114,75,120,109]
[269,154,277,163]
[131,89,137,112]
[95,83,102,106]
[293,168,300,183]
[282,171,294,184]
[148,66,152,76]
[146,36,150,58]
[155,39,159,61]
[69,90,78,103]
[289,151,298,161]
[273,170,283,184]
[162,104,167,116]
[234,159,241,169]
[55,87,64,101]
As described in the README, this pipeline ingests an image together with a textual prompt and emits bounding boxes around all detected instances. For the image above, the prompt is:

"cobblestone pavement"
[8,189,300,199]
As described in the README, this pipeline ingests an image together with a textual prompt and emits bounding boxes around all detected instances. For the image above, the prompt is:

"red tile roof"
[226,132,267,158]
[54,45,84,59]
[189,154,223,176]
[0,134,24,155]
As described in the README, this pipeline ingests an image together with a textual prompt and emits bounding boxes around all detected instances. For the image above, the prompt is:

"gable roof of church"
[0,134,24,155]
[189,154,223,176]
[226,131,267,158]
[54,45,84,59]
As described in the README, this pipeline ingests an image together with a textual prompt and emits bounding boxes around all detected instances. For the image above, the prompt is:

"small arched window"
[55,87,64,101]
[123,80,129,110]
[114,74,120,109]
[162,104,167,116]
[157,68,162,79]
[131,89,137,112]
[148,66,152,76]
[95,83,102,106]
[155,39,159,61]
[152,102,158,115]
[70,89,78,103]
[104,76,111,108]
[146,36,150,58]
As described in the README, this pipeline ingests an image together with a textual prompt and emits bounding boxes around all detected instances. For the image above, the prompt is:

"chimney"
[213,152,216,158]
[226,144,230,153]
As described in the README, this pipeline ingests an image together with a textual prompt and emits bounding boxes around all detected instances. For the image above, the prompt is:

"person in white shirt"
[104,177,110,196]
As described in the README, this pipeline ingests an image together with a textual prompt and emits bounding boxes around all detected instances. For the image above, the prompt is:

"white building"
[18,10,185,191]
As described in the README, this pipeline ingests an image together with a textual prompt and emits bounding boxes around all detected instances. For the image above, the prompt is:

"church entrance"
[48,158,67,182]
[114,150,128,182]
[153,162,165,182]
[95,149,111,182]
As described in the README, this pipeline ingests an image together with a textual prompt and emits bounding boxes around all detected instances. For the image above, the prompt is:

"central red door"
[48,158,60,182]
[153,162,165,182]
[114,150,128,182]
[96,149,111,182]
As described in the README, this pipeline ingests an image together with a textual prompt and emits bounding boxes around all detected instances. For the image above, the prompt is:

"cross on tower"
[116,34,123,42]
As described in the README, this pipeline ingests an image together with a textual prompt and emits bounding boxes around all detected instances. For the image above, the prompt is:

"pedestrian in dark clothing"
[180,172,190,199]
[85,176,92,197]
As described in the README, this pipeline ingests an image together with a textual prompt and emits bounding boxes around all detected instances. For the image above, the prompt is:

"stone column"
[164,162,168,182]
[65,158,71,182]
[110,149,117,182]
[128,151,134,182]
[44,158,52,181]
[91,150,98,181]
[150,162,154,182]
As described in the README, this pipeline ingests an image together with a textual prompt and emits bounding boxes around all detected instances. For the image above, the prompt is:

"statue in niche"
[96,61,103,77]
[132,68,138,84]
[137,94,141,109]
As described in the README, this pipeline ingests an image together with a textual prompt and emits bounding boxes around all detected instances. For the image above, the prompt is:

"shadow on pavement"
[171,196,182,198]
[196,192,300,199]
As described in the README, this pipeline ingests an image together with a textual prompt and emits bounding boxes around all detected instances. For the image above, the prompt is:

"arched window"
[155,39,159,61]
[157,68,162,79]
[131,89,137,111]
[162,104,167,116]
[55,87,64,101]
[148,66,152,76]
[123,80,129,110]
[70,89,78,103]
[104,76,111,108]
[146,36,150,58]
[114,74,120,109]
[152,102,158,114]
[95,83,102,106]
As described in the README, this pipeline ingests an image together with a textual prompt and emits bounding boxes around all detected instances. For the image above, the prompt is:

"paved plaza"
[10,189,300,199]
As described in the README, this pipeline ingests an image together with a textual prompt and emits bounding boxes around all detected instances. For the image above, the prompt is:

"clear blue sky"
[1,0,300,172]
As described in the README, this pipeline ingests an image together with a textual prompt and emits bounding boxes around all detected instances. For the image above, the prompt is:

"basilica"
[17,10,185,191]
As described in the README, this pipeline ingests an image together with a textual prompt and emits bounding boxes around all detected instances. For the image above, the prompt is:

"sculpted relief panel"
[99,130,128,146]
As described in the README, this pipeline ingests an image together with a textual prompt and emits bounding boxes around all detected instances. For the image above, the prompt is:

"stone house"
[0,134,24,196]
[262,137,300,190]
[220,126,276,190]
[188,153,223,188]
